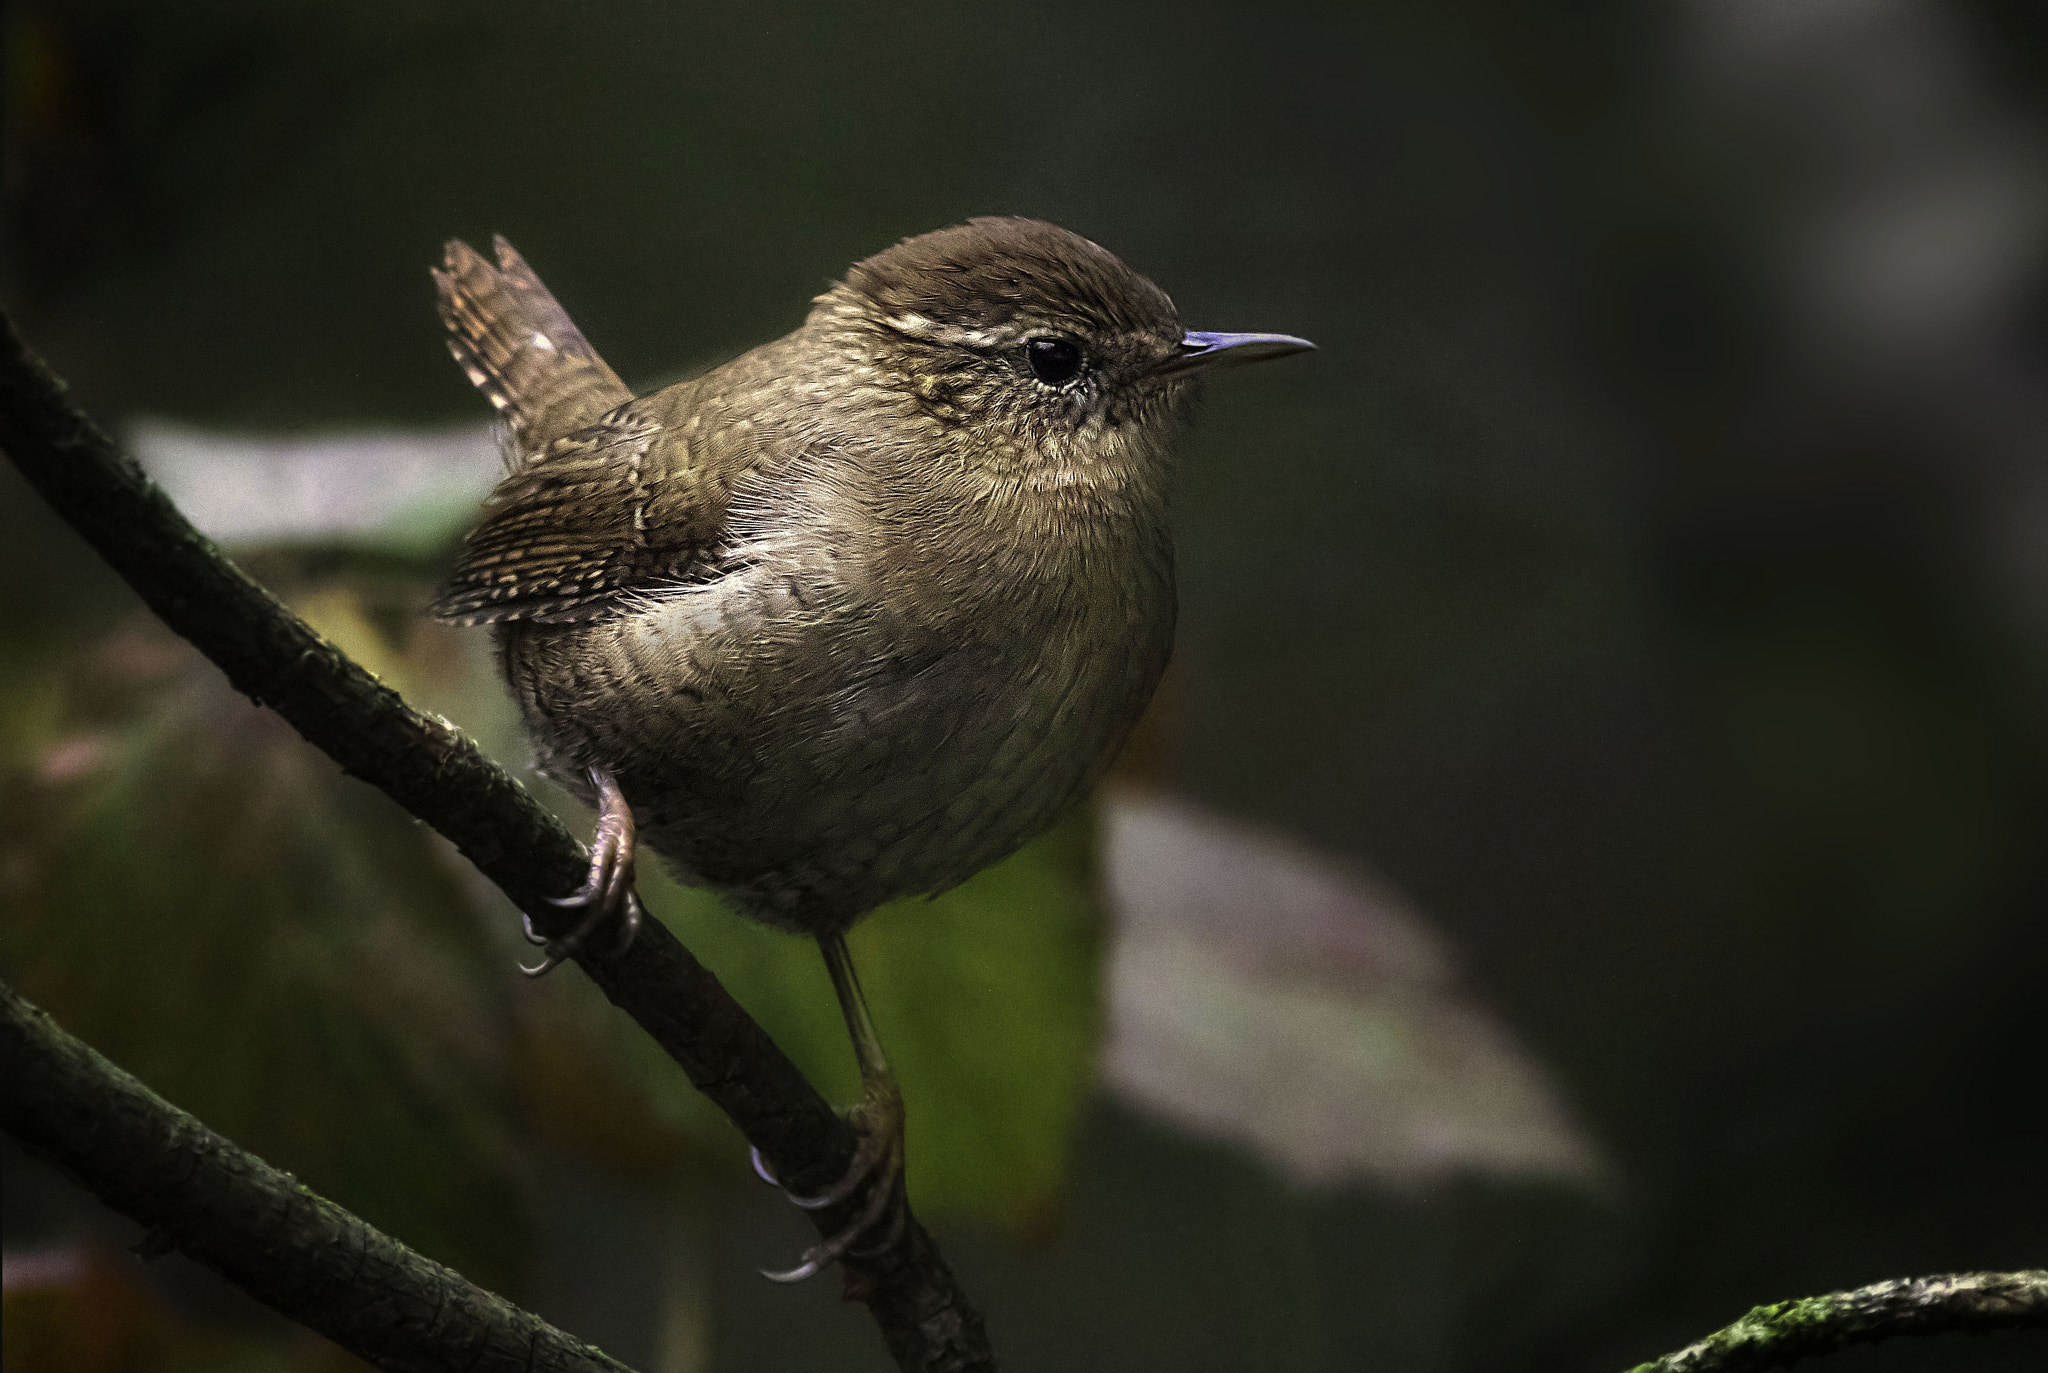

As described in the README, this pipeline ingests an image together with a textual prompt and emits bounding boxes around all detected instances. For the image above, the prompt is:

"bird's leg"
[753,930,907,1283]
[520,766,644,976]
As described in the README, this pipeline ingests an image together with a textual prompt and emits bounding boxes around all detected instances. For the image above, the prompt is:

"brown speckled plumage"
[432,218,1292,936]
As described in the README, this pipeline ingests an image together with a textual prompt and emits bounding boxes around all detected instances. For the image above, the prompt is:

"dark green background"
[4,2,2045,1370]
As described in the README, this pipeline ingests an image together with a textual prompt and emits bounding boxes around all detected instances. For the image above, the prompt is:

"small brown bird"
[430,218,1310,1277]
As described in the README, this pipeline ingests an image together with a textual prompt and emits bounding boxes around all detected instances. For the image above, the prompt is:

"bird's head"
[811,217,1312,486]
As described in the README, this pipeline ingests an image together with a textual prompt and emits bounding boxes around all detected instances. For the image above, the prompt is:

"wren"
[430,218,1311,1278]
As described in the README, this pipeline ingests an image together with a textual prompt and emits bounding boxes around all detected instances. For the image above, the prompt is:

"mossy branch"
[1627,1270,2048,1373]
[0,310,993,1372]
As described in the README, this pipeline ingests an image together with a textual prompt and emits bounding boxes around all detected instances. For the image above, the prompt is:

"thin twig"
[0,311,993,1372]
[1626,1270,2048,1373]
[0,977,636,1373]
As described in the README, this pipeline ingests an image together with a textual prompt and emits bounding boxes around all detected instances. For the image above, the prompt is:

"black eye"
[1025,337,1083,386]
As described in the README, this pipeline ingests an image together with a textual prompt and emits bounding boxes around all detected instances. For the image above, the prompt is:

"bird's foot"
[521,767,644,976]
[750,1076,908,1282]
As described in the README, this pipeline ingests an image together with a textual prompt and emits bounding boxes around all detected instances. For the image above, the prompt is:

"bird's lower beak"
[1155,330,1317,377]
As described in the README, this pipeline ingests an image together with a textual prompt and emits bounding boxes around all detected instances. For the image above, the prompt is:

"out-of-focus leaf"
[853,810,1103,1230]
[132,420,498,559]
[0,596,532,1291]
[1099,790,1607,1191]
[618,810,1105,1234]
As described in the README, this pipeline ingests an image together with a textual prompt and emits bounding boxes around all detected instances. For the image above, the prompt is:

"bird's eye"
[1025,337,1083,386]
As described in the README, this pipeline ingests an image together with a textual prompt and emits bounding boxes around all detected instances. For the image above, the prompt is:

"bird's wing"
[434,236,631,450]
[428,403,729,625]
[431,235,755,626]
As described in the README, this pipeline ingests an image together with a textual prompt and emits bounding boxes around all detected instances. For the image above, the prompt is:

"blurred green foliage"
[637,808,1103,1232]
[1,588,533,1289]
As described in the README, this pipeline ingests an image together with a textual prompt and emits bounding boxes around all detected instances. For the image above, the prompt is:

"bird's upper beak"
[1154,330,1316,377]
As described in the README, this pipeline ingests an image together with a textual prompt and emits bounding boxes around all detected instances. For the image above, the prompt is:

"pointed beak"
[1155,330,1317,377]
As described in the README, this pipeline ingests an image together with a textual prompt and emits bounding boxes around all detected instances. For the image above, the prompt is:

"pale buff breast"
[501,505,1174,934]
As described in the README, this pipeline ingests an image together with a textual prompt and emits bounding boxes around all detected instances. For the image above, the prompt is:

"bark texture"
[0,978,633,1373]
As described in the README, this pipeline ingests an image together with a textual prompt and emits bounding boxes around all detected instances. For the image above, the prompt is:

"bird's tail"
[432,236,630,454]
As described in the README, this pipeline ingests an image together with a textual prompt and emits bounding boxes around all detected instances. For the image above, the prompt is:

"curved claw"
[792,1128,891,1210]
[759,1165,901,1284]
[520,768,641,976]
[757,933,908,1282]
[518,951,565,977]
[547,870,611,909]
[611,890,643,957]
[521,883,626,977]
[750,1137,886,1211]
[845,1191,908,1259]
[751,1146,780,1189]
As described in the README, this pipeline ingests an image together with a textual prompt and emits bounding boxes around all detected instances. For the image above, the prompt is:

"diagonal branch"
[0,977,638,1373]
[0,311,994,1373]
[1626,1270,2048,1373]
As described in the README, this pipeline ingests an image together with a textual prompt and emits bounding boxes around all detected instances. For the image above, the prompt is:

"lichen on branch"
[1627,1270,2048,1373]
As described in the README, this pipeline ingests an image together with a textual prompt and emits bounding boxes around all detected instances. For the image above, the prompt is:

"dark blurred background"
[3,2,2045,1371]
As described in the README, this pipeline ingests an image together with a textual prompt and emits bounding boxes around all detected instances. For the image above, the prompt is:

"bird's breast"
[508,465,1175,931]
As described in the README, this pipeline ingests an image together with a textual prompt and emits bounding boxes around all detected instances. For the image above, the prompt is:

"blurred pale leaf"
[1100,790,1607,1192]
[130,419,498,557]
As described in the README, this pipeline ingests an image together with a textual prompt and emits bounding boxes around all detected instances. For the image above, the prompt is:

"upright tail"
[432,236,631,454]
